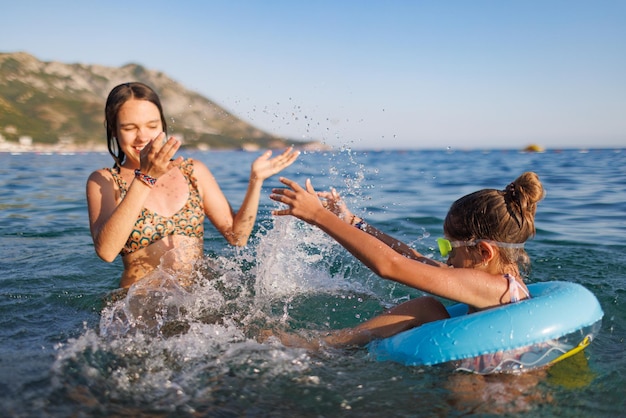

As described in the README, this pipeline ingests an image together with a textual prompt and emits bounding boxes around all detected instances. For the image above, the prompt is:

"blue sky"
[2,0,625,149]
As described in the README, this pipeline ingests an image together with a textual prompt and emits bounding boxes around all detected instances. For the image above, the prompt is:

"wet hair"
[104,82,167,168]
[442,172,546,274]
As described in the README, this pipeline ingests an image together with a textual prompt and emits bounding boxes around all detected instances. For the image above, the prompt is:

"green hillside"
[0,52,318,151]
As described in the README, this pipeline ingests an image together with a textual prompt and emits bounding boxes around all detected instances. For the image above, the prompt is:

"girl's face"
[116,99,163,167]
[446,246,475,269]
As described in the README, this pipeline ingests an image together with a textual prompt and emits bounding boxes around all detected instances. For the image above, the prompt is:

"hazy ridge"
[0,51,321,152]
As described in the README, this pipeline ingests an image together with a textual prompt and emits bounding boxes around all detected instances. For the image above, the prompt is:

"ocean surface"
[0,147,625,417]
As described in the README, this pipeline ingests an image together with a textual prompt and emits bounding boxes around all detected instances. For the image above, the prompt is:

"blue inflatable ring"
[368,281,603,374]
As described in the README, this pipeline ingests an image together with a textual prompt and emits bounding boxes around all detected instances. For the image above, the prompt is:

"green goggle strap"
[436,238,524,257]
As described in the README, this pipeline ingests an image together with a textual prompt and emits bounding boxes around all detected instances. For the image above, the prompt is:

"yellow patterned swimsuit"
[107,159,205,256]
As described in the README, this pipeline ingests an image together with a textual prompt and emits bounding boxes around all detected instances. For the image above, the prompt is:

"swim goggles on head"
[436,238,525,257]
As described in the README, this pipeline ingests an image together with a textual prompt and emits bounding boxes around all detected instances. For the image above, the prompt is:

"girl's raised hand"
[317,188,354,222]
[139,132,183,178]
[251,147,300,181]
[270,177,325,224]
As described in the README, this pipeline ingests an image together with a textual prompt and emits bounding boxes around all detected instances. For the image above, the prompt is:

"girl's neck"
[483,261,519,278]
[120,161,140,171]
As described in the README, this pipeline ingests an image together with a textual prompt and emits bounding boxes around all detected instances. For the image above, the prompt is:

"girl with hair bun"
[267,172,545,348]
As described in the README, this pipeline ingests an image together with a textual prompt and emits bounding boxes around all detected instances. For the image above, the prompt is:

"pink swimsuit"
[505,273,530,302]
[456,274,531,373]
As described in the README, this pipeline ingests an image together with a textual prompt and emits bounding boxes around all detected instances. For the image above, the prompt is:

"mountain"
[0,51,322,152]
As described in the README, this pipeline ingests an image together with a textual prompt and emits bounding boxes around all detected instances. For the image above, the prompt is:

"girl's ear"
[477,241,497,264]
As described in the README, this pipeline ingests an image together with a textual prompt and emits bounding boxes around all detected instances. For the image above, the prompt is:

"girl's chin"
[124,153,141,166]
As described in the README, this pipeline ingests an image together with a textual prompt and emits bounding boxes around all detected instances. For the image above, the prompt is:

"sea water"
[0,148,625,417]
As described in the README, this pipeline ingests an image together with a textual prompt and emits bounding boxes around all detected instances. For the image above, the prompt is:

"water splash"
[51,208,377,413]
[49,148,408,414]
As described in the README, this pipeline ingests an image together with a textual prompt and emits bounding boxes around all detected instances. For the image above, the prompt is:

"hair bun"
[504,172,545,227]
[510,172,546,206]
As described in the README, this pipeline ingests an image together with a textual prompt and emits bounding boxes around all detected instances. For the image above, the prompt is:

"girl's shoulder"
[87,167,117,182]
[183,158,213,178]
[87,167,127,197]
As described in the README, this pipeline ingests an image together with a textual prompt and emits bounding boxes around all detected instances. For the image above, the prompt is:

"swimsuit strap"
[106,166,128,198]
[504,273,530,303]
[106,161,197,198]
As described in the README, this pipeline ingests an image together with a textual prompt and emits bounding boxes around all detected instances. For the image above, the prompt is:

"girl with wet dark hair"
[87,82,299,289]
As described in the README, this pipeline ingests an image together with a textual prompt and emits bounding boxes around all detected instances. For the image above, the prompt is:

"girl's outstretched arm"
[271,177,429,277]
[270,177,510,309]
[299,182,442,265]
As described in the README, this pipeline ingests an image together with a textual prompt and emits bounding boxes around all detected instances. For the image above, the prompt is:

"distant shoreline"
[0,141,108,154]
[1,139,623,154]
[0,140,333,154]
